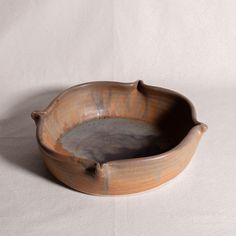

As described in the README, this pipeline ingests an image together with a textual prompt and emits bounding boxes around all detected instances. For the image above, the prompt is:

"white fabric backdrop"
[0,1,236,235]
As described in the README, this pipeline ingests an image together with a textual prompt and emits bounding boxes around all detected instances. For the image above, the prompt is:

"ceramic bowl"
[32,81,207,195]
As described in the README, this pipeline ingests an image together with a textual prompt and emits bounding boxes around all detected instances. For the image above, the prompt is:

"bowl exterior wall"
[39,126,203,195]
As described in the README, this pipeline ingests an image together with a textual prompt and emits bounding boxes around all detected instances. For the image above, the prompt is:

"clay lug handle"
[200,122,208,133]
[31,110,46,124]
[195,122,208,135]
[133,80,144,91]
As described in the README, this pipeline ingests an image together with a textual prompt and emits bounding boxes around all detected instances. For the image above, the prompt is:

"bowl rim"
[32,80,207,166]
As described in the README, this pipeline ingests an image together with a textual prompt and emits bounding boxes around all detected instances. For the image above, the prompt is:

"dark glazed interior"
[39,81,196,163]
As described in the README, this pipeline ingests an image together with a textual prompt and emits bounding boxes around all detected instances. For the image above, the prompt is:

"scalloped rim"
[32,80,207,167]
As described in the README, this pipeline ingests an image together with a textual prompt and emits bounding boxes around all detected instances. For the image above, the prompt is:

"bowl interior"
[40,82,195,163]
[59,117,171,163]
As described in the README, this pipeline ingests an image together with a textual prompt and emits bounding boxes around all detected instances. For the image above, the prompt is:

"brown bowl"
[32,81,207,195]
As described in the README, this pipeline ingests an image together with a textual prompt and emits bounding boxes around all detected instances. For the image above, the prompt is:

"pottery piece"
[32,81,207,195]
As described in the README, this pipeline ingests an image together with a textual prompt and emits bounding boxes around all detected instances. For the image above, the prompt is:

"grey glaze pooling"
[58,118,172,164]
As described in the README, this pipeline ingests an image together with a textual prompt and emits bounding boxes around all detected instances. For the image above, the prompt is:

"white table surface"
[0,1,236,235]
